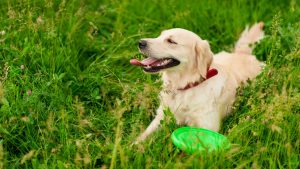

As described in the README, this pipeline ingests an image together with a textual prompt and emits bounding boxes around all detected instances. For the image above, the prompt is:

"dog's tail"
[234,22,264,54]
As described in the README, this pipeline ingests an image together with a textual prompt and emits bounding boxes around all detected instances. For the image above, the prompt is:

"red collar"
[178,68,218,90]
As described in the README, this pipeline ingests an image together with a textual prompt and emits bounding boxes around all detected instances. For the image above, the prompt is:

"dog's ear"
[195,40,213,79]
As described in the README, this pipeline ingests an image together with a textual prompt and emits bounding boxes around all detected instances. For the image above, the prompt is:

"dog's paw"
[131,140,139,146]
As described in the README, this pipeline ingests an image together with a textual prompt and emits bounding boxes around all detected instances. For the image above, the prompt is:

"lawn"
[0,0,299,168]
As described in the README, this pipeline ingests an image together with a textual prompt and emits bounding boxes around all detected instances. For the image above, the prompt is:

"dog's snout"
[138,40,147,49]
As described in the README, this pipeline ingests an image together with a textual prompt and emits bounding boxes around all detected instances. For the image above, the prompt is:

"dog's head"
[130,28,213,79]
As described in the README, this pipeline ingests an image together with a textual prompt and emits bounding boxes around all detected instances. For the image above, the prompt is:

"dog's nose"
[138,40,147,49]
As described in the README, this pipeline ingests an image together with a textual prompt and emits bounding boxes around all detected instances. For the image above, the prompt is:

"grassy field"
[0,0,299,168]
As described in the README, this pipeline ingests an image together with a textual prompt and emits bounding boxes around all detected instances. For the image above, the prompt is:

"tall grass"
[0,0,299,168]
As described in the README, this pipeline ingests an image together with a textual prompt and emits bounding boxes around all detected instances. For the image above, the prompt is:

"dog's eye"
[167,38,177,44]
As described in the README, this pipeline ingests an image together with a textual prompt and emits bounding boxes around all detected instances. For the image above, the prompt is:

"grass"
[0,0,299,168]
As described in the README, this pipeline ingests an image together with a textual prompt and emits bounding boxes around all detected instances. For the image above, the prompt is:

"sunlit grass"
[0,0,299,168]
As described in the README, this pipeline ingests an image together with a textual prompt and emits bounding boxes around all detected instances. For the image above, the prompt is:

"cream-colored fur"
[135,22,264,143]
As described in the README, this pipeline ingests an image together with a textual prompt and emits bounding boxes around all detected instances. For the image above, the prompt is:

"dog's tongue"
[130,57,159,66]
[130,59,144,66]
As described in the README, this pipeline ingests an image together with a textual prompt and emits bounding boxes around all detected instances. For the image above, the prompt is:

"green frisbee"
[171,127,230,154]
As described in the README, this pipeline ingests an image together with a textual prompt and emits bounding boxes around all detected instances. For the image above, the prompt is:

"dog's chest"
[160,89,213,124]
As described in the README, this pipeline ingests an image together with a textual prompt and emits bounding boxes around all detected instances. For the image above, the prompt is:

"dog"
[130,22,264,143]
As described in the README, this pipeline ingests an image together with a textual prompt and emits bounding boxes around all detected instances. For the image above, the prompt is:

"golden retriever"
[130,22,264,143]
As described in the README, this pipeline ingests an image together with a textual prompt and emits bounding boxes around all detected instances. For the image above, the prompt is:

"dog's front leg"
[135,105,164,144]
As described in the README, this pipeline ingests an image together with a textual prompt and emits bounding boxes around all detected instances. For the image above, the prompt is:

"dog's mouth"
[130,57,180,72]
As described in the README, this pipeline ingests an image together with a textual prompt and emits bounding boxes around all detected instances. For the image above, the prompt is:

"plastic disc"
[171,127,231,154]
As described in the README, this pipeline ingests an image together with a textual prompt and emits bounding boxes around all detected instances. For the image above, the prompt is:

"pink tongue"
[130,57,159,66]
[130,59,144,66]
